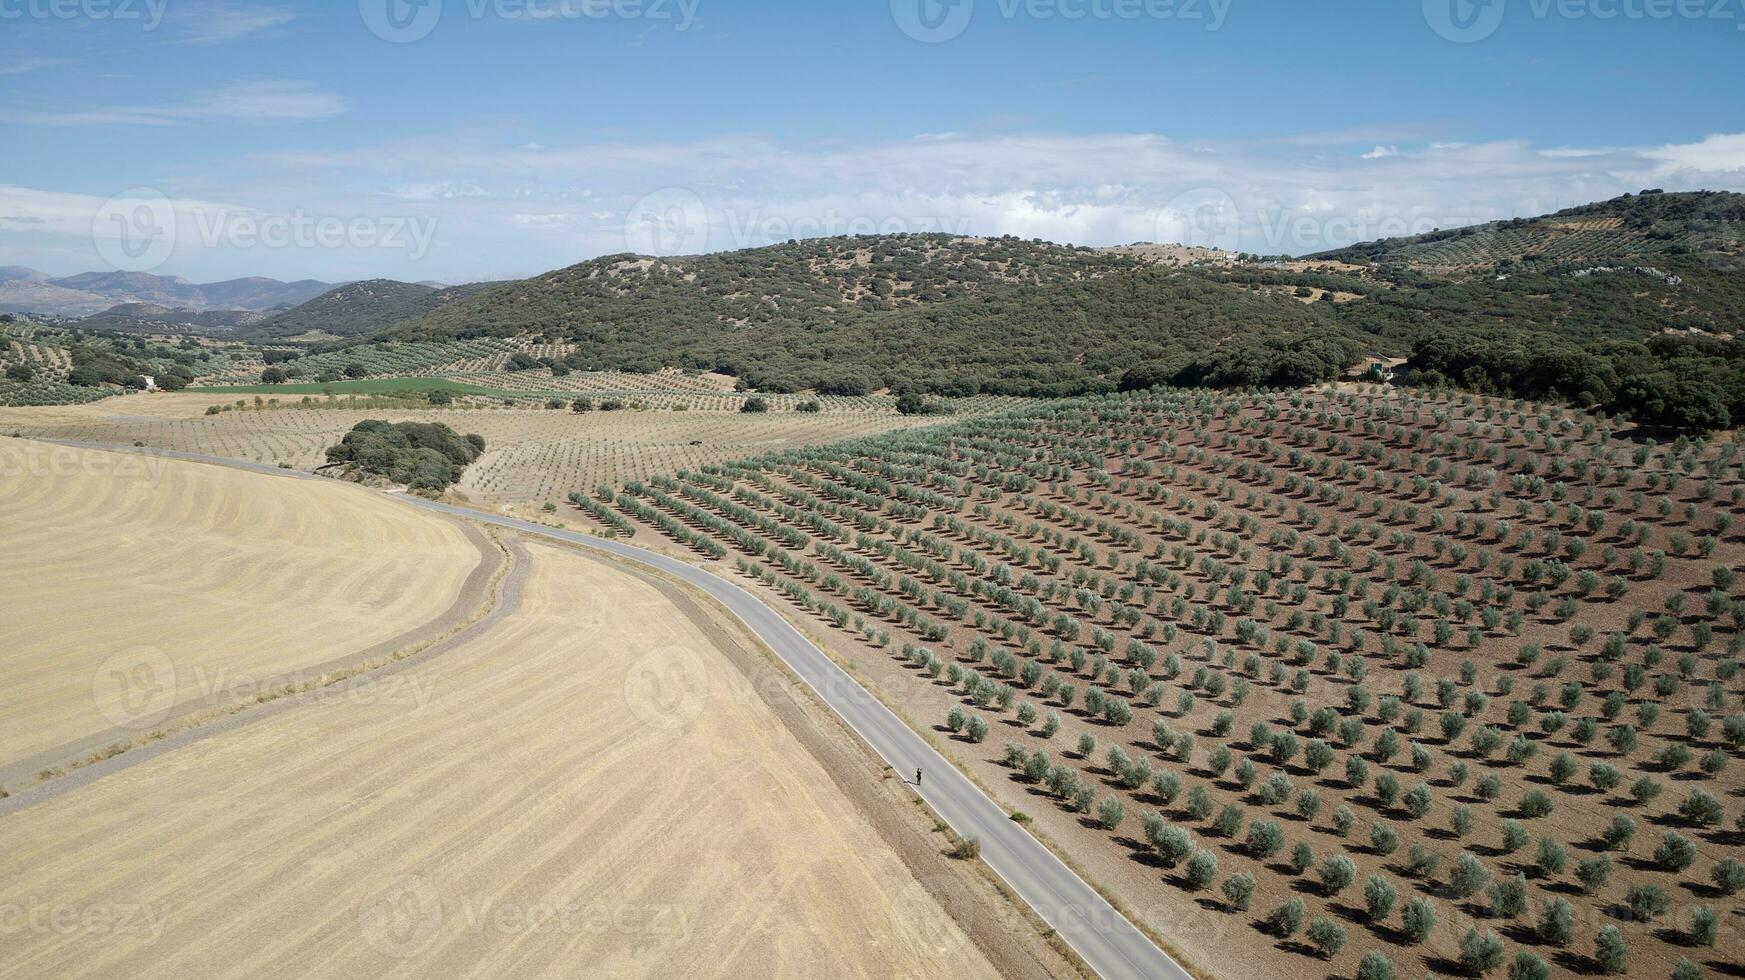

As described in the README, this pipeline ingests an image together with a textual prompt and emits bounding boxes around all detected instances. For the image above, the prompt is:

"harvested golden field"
[0,536,1001,979]
[0,392,958,511]
[0,439,484,785]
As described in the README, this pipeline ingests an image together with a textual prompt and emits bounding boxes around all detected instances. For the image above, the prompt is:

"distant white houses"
[141,375,158,391]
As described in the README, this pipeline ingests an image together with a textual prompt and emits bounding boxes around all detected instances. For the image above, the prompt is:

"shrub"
[1449,852,1491,899]
[1593,924,1627,975]
[1402,783,1433,819]
[1152,770,1181,804]
[1678,790,1725,827]
[1357,951,1395,980]
[1155,826,1195,867]
[1711,857,1745,895]
[1306,917,1346,959]
[950,835,982,859]
[1600,814,1635,851]
[1213,803,1245,839]
[1221,872,1256,911]
[1500,819,1530,854]
[1268,897,1306,937]
[1096,795,1126,830]
[965,716,989,743]
[1625,882,1670,922]
[1535,837,1567,876]
[1246,819,1285,860]
[1364,874,1397,922]
[1576,854,1612,895]
[1184,849,1219,889]
[1185,785,1213,821]
[1459,927,1505,976]
[1369,823,1400,856]
[1672,960,1705,980]
[1536,897,1574,946]
[1688,905,1718,947]
[1655,831,1697,872]
[1488,872,1528,918]
[1318,854,1357,895]
[1518,790,1553,818]
[1403,844,1442,879]
[1400,896,1436,943]
[1508,951,1550,980]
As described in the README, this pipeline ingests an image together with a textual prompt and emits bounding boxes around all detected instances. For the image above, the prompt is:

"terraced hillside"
[581,384,1745,980]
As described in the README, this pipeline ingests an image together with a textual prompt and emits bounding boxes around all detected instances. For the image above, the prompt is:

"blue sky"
[3,0,1743,283]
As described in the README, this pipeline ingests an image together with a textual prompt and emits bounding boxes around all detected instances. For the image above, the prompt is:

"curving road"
[36,440,1192,980]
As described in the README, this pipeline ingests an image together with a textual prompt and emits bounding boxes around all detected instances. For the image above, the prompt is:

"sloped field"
[0,439,483,780]
[0,538,1000,979]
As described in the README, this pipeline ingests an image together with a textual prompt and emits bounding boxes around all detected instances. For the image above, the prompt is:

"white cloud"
[1361,145,1399,160]
[1646,133,1745,175]
[0,56,67,76]
[8,128,1745,282]
[2,80,344,127]
[170,1,296,43]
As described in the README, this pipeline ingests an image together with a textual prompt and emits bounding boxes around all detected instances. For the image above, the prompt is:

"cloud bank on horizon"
[2,0,1741,284]
[4,127,1743,284]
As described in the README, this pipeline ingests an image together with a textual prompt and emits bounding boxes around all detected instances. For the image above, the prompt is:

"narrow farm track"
[31,439,1188,980]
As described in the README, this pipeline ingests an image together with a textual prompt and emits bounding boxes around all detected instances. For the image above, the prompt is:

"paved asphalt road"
[39,441,1192,980]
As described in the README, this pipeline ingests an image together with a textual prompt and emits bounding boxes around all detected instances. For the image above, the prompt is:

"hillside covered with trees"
[251,279,494,340]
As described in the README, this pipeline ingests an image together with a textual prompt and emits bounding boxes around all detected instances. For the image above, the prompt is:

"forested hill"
[393,234,1143,341]
[1306,189,1745,270]
[386,235,1364,396]
[251,279,494,340]
[347,195,1745,424]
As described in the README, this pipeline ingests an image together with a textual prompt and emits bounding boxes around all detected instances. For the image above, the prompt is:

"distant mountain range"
[0,269,337,318]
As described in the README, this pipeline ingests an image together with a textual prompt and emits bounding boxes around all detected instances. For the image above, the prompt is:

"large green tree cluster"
[323,420,486,491]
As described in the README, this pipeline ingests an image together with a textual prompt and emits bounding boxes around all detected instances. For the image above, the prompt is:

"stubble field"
[0,439,484,788]
[0,446,1014,979]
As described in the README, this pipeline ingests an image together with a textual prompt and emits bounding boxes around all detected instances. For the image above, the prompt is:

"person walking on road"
[916,768,923,787]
